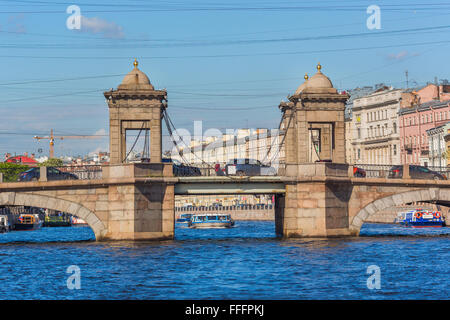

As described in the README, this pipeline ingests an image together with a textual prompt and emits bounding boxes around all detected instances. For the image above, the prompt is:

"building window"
[393,122,397,134]
[357,128,361,139]
[358,149,361,160]
[393,144,397,156]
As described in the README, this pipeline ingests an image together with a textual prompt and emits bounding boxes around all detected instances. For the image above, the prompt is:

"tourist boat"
[14,214,43,231]
[188,214,235,229]
[71,216,88,226]
[176,213,193,223]
[43,214,72,227]
[399,209,446,228]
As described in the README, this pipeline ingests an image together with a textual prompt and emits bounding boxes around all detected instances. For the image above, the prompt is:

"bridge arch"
[0,191,107,240]
[350,188,449,233]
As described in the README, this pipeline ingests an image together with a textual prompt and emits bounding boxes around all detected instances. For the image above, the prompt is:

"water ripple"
[0,222,448,299]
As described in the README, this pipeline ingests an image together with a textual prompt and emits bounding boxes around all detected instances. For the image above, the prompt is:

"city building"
[401,82,450,108]
[426,122,450,167]
[344,85,376,164]
[175,194,274,208]
[347,86,402,165]
[398,84,450,165]
[171,128,285,168]
[444,130,450,165]
[4,152,38,166]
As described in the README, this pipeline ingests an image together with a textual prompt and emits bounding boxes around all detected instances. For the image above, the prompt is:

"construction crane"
[33,129,102,158]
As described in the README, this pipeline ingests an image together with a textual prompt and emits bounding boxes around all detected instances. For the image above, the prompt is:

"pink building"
[399,83,450,165]
[399,99,450,165]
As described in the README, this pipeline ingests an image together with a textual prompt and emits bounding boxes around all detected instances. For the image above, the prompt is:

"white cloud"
[386,51,420,61]
[79,16,125,39]
[94,128,107,136]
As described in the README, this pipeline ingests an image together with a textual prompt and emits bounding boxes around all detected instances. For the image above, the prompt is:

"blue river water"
[0,222,448,300]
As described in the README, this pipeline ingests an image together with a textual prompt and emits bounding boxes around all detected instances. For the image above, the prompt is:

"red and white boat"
[70,216,88,226]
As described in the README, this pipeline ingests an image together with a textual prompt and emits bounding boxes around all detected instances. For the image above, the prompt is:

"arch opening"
[351,188,450,233]
[0,192,107,240]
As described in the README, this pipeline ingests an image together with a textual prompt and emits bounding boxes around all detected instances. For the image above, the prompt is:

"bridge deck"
[2,176,450,195]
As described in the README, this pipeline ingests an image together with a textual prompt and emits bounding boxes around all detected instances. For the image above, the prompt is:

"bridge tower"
[100,60,175,241]
[104,59,167,164]
[277,64,353,237]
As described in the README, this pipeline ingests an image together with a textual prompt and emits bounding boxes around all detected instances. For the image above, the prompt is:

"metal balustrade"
[0,165,102,183]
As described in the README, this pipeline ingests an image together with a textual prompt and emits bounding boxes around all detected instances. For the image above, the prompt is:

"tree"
[0,163,29,182]
[39,158,64,167]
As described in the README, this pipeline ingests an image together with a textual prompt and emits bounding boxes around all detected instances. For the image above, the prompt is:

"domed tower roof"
[295,63,337,95]
[118,58,154,90]
[294,73,310,95]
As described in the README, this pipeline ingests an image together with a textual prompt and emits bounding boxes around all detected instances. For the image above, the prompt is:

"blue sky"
[0,0,450,158]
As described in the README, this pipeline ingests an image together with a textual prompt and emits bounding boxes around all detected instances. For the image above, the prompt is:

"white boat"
[71,216,88,226]
[188,214,235,229]
[0,215,11,233]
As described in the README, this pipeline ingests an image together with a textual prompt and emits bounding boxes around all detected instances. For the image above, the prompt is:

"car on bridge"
[388,165,447,180]
[220,158,277,176]
[353,166,366,177]
[17,167,79,182]
[162,158,201,176]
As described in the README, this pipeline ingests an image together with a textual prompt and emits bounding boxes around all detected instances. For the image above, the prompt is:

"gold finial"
[133,58,138,68]
[304,73,309,80]
[317,62,322,72]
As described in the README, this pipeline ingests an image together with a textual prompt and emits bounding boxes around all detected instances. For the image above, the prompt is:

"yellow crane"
[33,129,102,158]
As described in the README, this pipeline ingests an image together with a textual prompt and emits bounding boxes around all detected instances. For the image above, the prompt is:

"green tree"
[38,158,64,167]
[0,163,29,182]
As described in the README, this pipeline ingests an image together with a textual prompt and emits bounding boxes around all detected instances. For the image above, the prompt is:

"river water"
[0,222,448,300]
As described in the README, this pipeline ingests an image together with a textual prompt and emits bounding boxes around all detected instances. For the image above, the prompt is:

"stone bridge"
[1,162,449,240]
[2,61,448,241]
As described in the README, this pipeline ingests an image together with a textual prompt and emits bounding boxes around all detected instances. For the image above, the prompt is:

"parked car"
[353,167,366,177]
[221,158,277,176]
[17,167,78,182]
[388,165,446,180]
[162,158,201,176]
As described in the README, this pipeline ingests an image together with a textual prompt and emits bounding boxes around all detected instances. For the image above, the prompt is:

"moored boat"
[43,214,72,227]
[14,214,43,231]
[188,214,235,229]
[399,209,446,228]
[176,213,193,223]
[0,215,11,233]
[70,216,88,226]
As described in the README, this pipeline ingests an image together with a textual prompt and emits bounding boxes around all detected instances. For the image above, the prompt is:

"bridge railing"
[352,164,450,180]
[352,164,393,178]
[426,166,450,177]
[53,165,103,180]
[0,165,103,183]
[173,162,282,177]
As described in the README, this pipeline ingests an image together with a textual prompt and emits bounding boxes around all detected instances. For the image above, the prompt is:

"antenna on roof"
[405,70,409,89]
